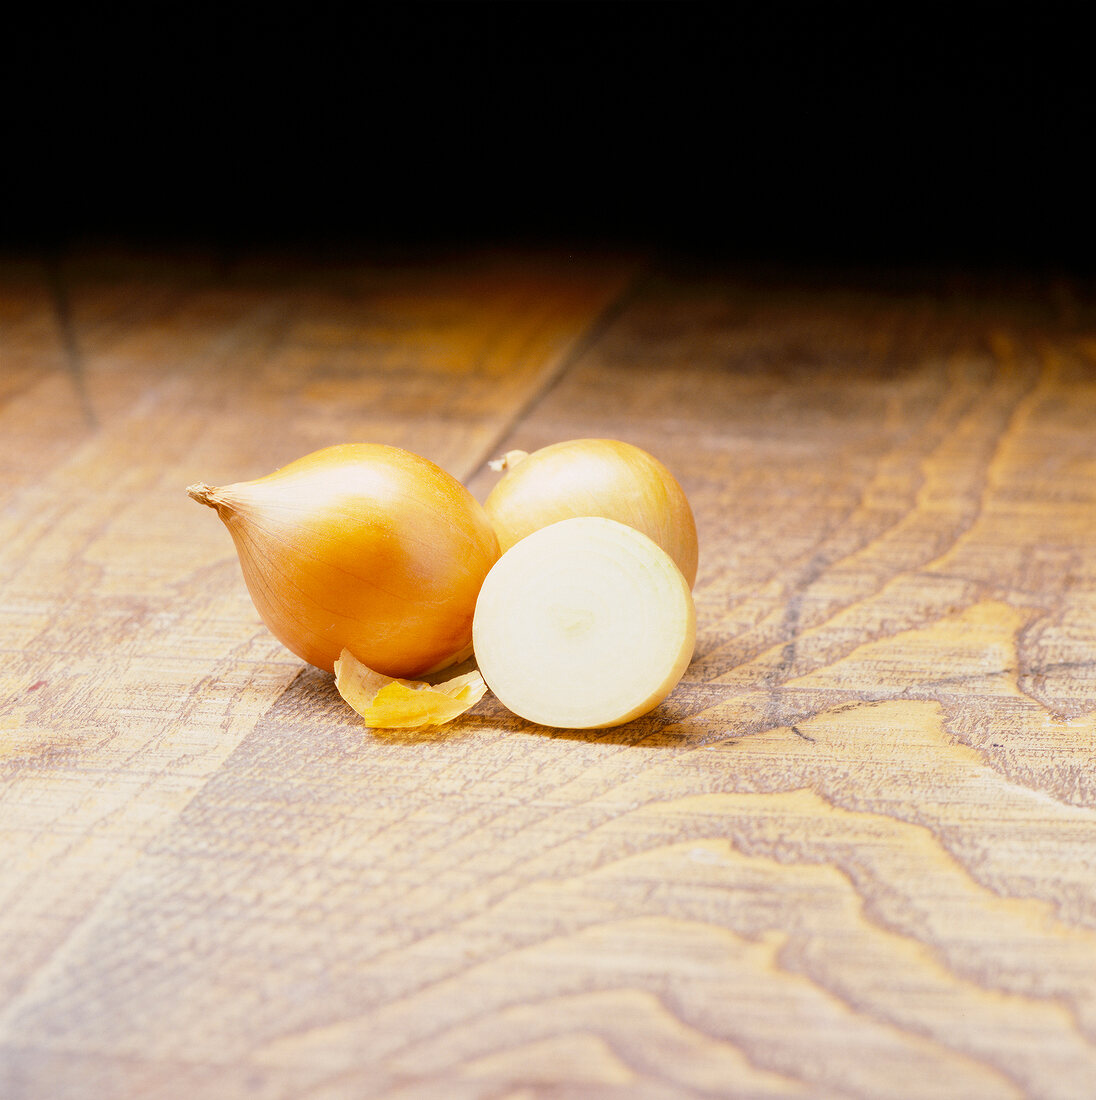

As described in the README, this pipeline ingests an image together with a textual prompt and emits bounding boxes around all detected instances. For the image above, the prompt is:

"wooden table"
[2,247,1095,1098]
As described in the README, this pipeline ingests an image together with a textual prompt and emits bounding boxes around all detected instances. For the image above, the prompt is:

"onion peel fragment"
[334,648,487,728]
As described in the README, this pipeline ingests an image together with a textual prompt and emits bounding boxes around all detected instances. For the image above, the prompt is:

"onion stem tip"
[186,483,218,507]
[487,450,530,473]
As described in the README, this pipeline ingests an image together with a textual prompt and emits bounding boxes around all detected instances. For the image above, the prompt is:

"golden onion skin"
[485,439,698,588]
[192,444,500,677]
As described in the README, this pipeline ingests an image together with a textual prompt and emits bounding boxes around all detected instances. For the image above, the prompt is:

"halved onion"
[472,517,696,729]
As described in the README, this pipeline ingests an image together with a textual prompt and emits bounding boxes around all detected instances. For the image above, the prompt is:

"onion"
[473,517,696,728]
[485,439,698,587]
[187,444,500,677]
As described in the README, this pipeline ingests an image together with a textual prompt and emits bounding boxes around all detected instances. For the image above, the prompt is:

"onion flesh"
[472,517,696,729]
[484,438,698,587]
[188,444,500,677]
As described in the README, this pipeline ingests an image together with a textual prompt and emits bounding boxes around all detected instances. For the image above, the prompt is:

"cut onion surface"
[472,517,696,729]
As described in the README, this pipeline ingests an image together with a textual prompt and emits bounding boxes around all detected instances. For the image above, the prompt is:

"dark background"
[4,3,1091,272]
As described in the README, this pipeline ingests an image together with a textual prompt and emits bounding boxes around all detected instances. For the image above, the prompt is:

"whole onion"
[188,444,500,677]
[485,438,698,587]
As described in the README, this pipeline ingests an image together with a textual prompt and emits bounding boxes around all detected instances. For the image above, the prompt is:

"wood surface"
[2,249,1095,1099]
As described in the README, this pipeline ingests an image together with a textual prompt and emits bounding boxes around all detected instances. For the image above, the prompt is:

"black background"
[5,3,1092,272]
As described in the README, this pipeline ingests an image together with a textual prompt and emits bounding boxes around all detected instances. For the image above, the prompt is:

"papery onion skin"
[484,439,698,587]
[334,649,488,729]
[188,444,500,677]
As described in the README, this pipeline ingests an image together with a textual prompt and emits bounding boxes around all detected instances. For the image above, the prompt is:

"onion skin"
[188,444,500,677]
[484,439,698,588]
[334,649,487,729]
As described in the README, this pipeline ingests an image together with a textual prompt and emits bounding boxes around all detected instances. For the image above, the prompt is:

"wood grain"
[3,255,1096,1098]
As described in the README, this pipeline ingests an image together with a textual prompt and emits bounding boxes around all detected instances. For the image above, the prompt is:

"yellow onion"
[188,444,500,677]
[485,438,698,587]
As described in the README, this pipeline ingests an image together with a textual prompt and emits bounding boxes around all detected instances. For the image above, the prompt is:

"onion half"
[473,517,696,729]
